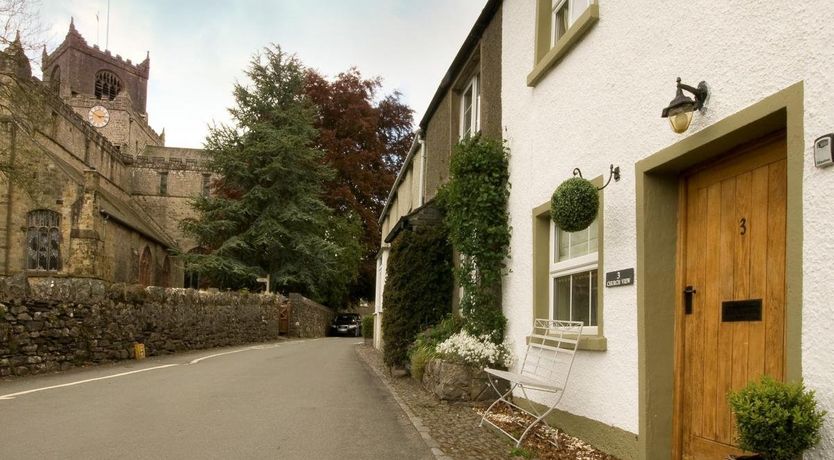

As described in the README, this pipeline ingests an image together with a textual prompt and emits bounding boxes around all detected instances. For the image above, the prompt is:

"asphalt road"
[0,338,432,460]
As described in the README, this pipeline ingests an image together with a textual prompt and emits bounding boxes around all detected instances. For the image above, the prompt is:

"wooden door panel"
[678,135,786,459]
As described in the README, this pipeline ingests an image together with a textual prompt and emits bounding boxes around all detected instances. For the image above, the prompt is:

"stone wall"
[288,293,334,338]
[0,275,297,377]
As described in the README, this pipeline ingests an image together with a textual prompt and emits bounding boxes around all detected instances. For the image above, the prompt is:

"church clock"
[87,105,110,128]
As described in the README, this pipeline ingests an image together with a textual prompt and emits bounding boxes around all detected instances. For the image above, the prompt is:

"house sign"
[605,268,634,288]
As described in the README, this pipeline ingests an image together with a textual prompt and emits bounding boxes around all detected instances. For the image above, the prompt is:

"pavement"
[355,344,514,460]
[0,338,432,460]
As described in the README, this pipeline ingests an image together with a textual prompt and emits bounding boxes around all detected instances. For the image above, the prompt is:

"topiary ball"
[551,177,599,232]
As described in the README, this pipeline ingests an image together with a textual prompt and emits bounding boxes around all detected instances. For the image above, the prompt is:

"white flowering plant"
[435,330,514,369]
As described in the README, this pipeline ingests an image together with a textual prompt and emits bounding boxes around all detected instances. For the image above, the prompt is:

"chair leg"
[516,385,561,448]
[479,374,518,428]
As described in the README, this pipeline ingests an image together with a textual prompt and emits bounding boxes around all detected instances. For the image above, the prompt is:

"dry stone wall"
[288,293,335,338]
[0,275,329,377]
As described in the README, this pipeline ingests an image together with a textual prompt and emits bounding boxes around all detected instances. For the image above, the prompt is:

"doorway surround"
[634,82,804,459]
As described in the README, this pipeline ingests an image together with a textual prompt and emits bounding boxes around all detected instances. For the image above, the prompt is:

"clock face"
[88,105,110,128]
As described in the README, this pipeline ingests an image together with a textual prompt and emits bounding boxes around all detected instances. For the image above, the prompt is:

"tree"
[304,69,414,302]
[181,46,360,306]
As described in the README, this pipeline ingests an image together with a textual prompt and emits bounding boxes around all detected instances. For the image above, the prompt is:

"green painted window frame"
[528,0,599,87]
[532,176,607,351]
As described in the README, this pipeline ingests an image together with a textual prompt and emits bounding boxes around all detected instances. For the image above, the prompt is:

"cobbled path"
[356,344,514,460]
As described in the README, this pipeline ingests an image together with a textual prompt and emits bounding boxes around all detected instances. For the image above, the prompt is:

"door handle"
[684,286,696,315]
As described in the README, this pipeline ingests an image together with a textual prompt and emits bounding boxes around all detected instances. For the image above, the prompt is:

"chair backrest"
[519,319,583,389]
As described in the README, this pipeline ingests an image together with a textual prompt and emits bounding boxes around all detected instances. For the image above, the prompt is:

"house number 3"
[739,218,747,235]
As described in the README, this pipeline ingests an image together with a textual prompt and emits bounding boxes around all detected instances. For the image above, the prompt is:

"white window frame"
[459,74,480,139]
[548,219,599,335]
[551,0,593,48]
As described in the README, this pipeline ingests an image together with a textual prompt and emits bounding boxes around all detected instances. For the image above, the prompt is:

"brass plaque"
[721,299,762,322]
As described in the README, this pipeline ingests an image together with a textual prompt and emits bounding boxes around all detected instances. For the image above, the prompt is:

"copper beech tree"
[304,69,414,301]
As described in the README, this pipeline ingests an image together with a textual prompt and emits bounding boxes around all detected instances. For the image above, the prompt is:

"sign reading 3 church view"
[605,268,634,288]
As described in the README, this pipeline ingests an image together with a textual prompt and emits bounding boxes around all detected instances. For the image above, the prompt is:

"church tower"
[41,19,164,155]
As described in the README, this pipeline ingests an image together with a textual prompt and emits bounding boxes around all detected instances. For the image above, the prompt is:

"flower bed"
[421,330,513,401]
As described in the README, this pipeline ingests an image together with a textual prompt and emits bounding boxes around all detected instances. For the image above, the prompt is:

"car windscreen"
[333,315,359,325]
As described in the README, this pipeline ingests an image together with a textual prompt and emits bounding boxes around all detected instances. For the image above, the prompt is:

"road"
[0,338,432,460]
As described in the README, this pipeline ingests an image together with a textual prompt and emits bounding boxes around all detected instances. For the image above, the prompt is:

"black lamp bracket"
[677,78,710,112]
[572,164,621,190]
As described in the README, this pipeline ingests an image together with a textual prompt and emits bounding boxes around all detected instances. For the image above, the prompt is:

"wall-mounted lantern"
[661,77,709,134]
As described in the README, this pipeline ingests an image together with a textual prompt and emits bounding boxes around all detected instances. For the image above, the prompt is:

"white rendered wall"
[501,0,834,453]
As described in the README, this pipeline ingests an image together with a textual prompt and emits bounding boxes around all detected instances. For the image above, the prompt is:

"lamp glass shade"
[669,111,694,133]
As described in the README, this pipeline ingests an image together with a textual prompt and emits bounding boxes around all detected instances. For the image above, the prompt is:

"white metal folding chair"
[479,319,583,447]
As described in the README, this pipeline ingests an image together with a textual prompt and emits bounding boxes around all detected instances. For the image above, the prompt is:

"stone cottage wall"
[0,275,294,377]
[288,293,334,338]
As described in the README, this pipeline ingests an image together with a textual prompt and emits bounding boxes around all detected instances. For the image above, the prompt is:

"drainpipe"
[418,136,426,207]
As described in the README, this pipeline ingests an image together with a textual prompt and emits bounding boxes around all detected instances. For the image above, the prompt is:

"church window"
[138,246,152,286]
[50,66,61,93]
[94,70,122,100]
[26,210,61,271]
[159,171,168,195]
[201,174,211,197]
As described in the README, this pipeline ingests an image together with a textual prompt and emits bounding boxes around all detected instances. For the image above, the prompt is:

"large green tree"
[181,46,360,306]
[304,69,414,302]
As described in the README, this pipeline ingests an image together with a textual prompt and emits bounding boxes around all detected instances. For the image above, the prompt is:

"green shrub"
[407,314,463,381]
[728,375,826,460]
[412,314,465,351]
[439,135,510,342]
[409,344,435,382]
[381,226,453,368]
[550,177,599,232]
[361,315,374,339]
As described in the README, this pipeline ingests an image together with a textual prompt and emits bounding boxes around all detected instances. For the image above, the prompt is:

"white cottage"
[501,1,834,459]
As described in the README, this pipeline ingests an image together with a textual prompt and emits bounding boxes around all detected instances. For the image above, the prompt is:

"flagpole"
[105,0,110,50]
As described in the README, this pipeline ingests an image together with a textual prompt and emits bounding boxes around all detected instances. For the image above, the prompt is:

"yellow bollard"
[134,343,146,360]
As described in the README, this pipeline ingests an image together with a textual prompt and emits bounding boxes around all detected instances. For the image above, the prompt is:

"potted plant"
[728,375,826,460]
[551,177,598,232]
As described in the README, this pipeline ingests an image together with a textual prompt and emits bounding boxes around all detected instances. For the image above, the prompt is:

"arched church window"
[94,70,122,100]
[50,66,61,93]
[26,210,61,271]
[138,246,152,286]
[160,256,171,288]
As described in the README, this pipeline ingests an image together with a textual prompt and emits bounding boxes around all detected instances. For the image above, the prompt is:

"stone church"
[0,20,210,288]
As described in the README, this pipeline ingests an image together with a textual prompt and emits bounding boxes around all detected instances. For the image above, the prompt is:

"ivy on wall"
[439,135,511,343]
[381,225,454,368]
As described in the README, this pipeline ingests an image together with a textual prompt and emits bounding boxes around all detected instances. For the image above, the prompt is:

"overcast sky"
[37,0,487,148]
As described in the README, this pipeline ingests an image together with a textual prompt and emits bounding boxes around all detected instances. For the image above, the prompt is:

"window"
[159,172,168,195]
[551,0,592,46]
[529,0,599,86]
[549,218,598,334]
[459,75,480,138]
[50,66,61,93]
[201,174,211,197]
[26,210,61,271]
[94,70,122,100]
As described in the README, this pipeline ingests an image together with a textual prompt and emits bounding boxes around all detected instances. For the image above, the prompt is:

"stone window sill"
[527,332,608,352]
[527,4,599,87]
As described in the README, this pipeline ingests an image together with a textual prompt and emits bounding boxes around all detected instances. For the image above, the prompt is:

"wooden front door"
[676,134,787,459]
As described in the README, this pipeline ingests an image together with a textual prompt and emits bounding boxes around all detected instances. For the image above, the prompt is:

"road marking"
[188,341,293,364]
[0,340,295,401]
[0,364,179,400]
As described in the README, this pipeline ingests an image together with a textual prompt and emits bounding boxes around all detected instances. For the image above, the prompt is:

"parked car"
[330,313,362,337]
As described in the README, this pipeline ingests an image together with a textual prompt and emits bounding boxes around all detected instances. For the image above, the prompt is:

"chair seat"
[484,367,563,392]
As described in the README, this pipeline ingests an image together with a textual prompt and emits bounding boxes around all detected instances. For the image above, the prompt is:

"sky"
[36,0,487,148]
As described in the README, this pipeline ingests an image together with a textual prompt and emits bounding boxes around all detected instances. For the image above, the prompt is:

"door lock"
[684,286,696,315]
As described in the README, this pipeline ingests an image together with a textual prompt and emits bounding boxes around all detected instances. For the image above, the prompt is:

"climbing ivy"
[439,135,511,343]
